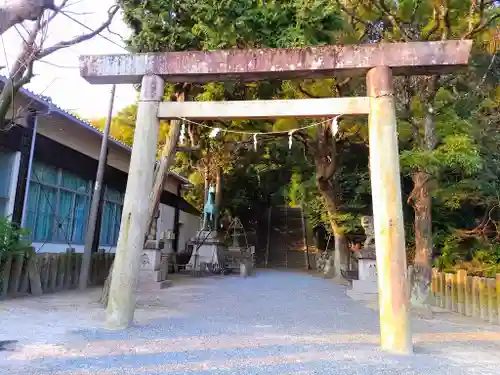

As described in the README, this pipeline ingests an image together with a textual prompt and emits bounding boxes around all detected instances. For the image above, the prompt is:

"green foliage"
[0,217,31,257]
[116,0,500,270]
[286,171,305,207]
[120,0,343,52]
[437,238,500,277]
[91,105,138,147]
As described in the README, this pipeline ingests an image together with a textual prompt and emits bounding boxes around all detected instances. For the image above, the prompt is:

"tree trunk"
[318,179,348,279]
[204,163,210,204]
[145,98,184,236]
[0,0,54,36]
[0,22,37,127]
[333,232,348,277]
[409,107,437,309]
[300,204,311,270]
[409,170,433,307]
[99,261,114,306]
[214,166,223,229]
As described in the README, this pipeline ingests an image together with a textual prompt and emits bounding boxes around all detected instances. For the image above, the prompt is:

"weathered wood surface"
[157,97,370,119]
[368,66,411,354]
[0,253,13,297]
[106,74,164,329]
[8,253,25,295]
[0,249,114,299]
[431,269,500,325]
[80,40,473,84]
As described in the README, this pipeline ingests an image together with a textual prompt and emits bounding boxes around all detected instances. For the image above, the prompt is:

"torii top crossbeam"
[80,40,472,84]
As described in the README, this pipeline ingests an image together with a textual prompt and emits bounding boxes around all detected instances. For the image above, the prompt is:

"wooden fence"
[431,269,500,324]
[0,248,114,299]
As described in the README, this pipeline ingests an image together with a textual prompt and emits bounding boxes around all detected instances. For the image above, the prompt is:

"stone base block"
[138,270,165,284]
[346,289,379,302]
[346,279,378,302]
[158,280,173,289]
[240,262,255,277]
[187,241,226,271]
[351,279,378,294]
[137,279,173,291]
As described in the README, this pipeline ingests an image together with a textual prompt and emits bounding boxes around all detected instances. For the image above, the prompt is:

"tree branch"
[373,0,412,41]
[0,3,119,128]
[410,0,423,25]
[14,58,33,89]
[296,83,321,98]
[423,7,440,40]
[293,131,312,151]
[38,0,70,30]
[440,3,451,40]
[334,0,373,29]
[462,5,500,39]
[335,0,385,43]
[334,77,351,97]
[0,59,34,129]
[37,4,118,59]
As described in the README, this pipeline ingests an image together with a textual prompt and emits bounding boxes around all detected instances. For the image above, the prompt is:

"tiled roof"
[0,76,190,185]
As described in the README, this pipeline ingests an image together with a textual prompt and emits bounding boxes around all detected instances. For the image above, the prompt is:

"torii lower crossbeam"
[158,97,370,120]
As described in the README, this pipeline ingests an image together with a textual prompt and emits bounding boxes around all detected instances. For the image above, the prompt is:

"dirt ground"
[1,270,500,374]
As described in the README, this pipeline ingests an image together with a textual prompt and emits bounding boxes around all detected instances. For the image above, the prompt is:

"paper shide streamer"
[179,121,186,144]
[331,116,339,137]
[288,130,294,150]
[209,128,220,138]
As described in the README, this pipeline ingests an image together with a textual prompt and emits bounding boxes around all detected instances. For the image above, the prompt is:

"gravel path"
[1,270,500,374]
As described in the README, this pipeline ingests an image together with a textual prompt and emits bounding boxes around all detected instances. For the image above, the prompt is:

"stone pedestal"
[225,246,254,274]
[323,256,335,278]
[138,247,172,290]
[186,231,226,272]
[136,213,171,290]
[346,246,378,301]
[240,261,253,277]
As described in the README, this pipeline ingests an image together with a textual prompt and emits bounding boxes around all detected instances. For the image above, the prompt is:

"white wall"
[157,203,200,253]
[178,211,201,253]
[158,203,175,236]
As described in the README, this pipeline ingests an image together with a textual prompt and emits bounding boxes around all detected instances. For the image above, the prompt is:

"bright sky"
[0,0,137,120]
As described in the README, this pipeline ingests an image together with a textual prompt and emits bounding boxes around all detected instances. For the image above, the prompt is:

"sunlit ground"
[1,270,500,374]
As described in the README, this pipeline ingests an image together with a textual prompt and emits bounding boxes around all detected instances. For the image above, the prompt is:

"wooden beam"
[157,97,370,120]
[80,40,472,84]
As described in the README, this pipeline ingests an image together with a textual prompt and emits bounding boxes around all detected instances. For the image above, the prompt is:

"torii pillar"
[79,40,472,354]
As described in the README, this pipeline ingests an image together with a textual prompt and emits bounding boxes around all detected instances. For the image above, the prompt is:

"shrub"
[0,217,31,257]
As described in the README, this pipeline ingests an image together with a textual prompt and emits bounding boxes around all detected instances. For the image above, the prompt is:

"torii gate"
[80,40,472,354]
